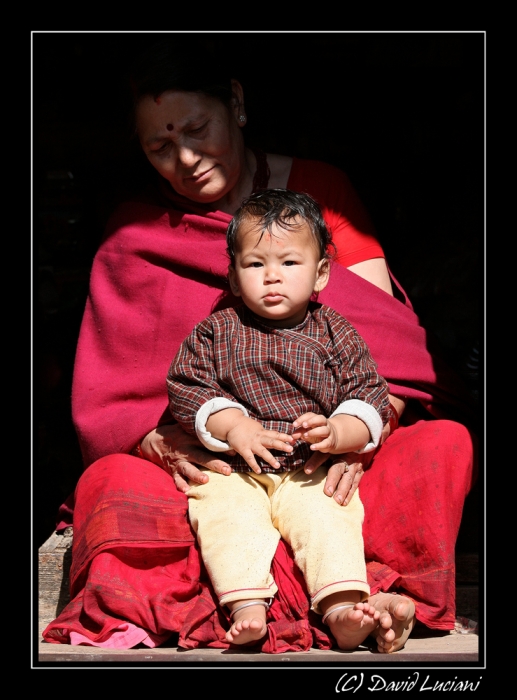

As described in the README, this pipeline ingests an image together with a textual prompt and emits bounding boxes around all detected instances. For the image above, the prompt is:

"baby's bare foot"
[226,603,267,646]
[325,602,381,651]
[369,593,416,653]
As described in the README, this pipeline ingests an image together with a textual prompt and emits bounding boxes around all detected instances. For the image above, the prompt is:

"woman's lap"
[43,419,477,647]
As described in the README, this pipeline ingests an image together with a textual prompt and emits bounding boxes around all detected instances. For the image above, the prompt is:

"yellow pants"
[187,466,369,613]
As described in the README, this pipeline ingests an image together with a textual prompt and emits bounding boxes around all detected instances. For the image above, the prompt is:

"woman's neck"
[214,147,256,215]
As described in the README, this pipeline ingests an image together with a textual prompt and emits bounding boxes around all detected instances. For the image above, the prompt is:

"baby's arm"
[207,409,294,473]
[292,412,370,454]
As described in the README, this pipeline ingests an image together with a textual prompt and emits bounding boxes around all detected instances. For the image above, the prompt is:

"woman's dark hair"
[128,38,235,130]
[227,188,336,264]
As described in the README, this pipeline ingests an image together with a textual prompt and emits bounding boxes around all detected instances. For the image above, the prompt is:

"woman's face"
[135,89,244,203]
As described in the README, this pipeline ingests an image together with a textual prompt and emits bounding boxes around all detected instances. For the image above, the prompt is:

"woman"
[42,38,478,654]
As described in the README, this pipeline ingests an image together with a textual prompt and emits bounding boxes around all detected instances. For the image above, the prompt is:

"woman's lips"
[187,167,214,183]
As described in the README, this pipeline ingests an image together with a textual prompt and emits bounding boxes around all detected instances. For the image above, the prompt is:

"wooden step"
[38,528,73,638]
[36,530,480,664]
[37,629,480,664]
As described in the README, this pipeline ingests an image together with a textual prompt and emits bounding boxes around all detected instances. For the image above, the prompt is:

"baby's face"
[228,216,329,328]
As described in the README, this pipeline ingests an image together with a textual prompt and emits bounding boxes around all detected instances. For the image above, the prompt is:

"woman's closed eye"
[188,123,208,137]
[150,142,171,155]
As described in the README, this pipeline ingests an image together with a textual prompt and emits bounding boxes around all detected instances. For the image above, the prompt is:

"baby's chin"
[251,307,307,329]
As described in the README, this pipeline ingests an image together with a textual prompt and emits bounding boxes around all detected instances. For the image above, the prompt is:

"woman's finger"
[304,451,330,474]
[334,466,365,506]
[323,459,349,497]
[331,468,354,505]
[172,470,191,493]
[190,449,233,474]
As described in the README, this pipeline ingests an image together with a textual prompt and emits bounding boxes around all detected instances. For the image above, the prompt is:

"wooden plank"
[37,628,479,664]
[38,528,73,634]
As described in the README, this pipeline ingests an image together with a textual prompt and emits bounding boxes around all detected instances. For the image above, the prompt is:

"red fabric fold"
[44,417,476,651]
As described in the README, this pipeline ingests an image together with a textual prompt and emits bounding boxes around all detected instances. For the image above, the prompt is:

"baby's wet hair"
[226,188,336,264]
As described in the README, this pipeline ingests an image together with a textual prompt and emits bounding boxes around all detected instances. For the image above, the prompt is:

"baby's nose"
[264,266,281,282]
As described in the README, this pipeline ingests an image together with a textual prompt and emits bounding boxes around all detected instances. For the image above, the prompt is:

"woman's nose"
[177,144,200,168]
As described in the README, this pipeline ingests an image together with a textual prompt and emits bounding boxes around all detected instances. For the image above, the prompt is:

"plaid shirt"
[167,303,390,472]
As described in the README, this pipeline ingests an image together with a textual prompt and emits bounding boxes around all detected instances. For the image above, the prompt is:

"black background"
[33,31,484,549]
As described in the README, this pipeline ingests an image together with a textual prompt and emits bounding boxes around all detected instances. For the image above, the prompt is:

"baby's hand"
[292,412,338,452]
[226,418,294,473]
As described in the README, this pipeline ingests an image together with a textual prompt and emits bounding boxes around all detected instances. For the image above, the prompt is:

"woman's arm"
[348,258,393,296]
[287,159,393,296]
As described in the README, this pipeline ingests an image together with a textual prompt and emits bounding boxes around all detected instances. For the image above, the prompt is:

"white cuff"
[195,398,249,451]
[330,399,383,453]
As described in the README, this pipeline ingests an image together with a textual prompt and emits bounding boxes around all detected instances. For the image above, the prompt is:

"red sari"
[42,159,478,650]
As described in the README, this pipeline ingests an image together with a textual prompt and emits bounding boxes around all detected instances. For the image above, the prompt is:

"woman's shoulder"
[265,153,349,190]
[284,156,379,254]
[264,153,356,211]
[288,156,352,193]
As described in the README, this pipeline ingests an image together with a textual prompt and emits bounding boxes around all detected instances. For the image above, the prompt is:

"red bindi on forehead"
[166,124,173,131]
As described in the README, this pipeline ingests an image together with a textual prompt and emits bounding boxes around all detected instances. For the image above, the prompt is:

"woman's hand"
[324,452,373,505]
[140,425,233,493]
[304,450,375,506]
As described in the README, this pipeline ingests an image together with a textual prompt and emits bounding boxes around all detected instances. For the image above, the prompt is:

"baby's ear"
[314,259,330,293]
[228,266,241,296]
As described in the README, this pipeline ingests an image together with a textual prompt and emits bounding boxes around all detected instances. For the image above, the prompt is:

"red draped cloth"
[42,164,478,651]
[43,419,475,651]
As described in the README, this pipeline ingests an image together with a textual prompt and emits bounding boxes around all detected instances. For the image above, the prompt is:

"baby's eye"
[250,262,263,268]
[283,260,297,266]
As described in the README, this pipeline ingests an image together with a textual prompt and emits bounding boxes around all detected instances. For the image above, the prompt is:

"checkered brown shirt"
[167,303,390,472]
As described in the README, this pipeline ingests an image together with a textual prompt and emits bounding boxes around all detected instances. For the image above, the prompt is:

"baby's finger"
[241,451,263,474]
[267,431,294,445]
[299,426,331,443]
[292,412,322,429]
[269,438,294,453]
[309,438,333,452]
[256,446,283,470]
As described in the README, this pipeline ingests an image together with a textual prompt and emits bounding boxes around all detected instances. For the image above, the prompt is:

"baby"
[167,188,394,650]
